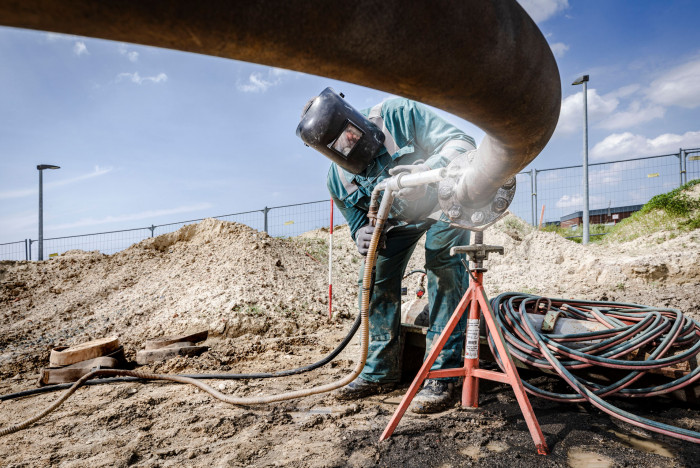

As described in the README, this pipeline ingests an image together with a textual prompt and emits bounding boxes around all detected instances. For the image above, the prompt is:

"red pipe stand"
[380,241,549,455]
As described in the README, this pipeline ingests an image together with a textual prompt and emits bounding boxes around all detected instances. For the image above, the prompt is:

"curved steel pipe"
[0,1,560,204]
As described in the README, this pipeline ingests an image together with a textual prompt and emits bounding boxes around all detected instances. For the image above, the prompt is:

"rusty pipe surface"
[0,0,560,206]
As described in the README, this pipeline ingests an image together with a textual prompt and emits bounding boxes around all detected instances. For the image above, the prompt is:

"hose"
[0,314,362,402]
[488,292,700,443]
[403,269,426,279]
[1,192,396,436]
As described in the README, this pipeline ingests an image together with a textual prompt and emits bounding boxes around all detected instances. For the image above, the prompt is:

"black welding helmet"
[296,87,385,174]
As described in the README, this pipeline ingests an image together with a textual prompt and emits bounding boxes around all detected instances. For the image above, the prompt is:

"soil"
[1,213,699,467]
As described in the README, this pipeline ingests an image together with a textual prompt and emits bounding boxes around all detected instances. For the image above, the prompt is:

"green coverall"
[327,98,475,383]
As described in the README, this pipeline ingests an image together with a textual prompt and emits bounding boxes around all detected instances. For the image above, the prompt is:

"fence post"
[263,206,270,233]
[27,239,33,261]
[149,225,156,237]
[25,239,29,261]
[679,148,684,187]
[530,169,538,226]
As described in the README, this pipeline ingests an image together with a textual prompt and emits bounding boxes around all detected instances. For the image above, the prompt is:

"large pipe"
[0,1,560,206]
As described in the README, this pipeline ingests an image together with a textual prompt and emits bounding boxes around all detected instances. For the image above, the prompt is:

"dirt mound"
[0,218,361,379]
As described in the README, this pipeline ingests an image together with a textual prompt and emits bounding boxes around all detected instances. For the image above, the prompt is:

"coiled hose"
[488,292,700,443]
[0,195,394,436]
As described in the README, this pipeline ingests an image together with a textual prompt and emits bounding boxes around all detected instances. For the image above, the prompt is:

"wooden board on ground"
[136,344,209,365]
[49,337,120,367]
[144,330,208,350]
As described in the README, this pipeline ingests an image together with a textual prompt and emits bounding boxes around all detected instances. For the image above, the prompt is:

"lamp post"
[37,164,60,260]
[572,75,590,244]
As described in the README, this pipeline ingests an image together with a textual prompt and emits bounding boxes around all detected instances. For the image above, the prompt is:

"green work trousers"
[358,220,470,383]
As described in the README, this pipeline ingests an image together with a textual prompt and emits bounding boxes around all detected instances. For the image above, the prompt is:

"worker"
[297,88,475,413]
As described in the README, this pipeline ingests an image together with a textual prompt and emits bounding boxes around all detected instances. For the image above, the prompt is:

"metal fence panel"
[34,228,154,259]
[153,210,266,238]
[536,154,681,224]
[687,149,700,183]
[266,200,333,237]
[0,240,28,261]
[508,171,533,224]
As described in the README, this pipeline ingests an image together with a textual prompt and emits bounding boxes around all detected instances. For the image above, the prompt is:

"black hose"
[488,292,700,443]
[0,314,361,402]
[402,269,426,279]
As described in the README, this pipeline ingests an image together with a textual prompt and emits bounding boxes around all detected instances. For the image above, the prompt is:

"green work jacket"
[327,98,476,239]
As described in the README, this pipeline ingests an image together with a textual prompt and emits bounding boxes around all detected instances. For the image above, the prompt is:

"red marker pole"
[328,200,334,320]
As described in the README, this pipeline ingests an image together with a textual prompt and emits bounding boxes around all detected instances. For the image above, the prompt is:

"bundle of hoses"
[488,292,700,443]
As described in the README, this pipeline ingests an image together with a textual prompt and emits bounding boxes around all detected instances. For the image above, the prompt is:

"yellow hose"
[0,198,392,436]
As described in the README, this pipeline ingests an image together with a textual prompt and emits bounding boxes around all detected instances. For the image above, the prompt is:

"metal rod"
[582,80,590,245]
[38,168,43,261]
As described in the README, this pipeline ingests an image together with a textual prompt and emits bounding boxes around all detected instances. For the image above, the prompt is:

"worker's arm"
[327,167,369,241]
[387,100,476,170]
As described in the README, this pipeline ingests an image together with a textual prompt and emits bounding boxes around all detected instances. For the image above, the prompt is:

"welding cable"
[402,269,426,279]
[0,189,396,436]
[0,313,362,402]
[486,292,700,443]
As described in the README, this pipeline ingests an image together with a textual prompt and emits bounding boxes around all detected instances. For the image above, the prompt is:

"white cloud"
[556,88,619,134]
[45,33,91,57]
[116,72,168,85]
[49,203,212,231]
[647,59,700,109]
[73,41,88,56]
[606,84,641,100]
[599,101,666,130]
[517,0,569,23]
[556,194,605,209]
[45,32,76,42]
[237,68,289,93]
[591,130,700,160]
[550,42,569,58]
[118,43,139,62]
[0,166,114,200]
[589,160,644,185]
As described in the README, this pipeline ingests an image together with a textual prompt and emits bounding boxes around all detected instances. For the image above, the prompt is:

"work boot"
[409,379,456,414]
[334,377,397,401]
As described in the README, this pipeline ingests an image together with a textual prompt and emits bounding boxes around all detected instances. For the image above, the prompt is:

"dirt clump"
[1,215,699,467]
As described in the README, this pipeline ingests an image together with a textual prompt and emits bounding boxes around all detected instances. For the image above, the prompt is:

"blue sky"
[2,0,700,244]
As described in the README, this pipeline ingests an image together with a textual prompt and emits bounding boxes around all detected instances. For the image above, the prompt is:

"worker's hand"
[355,224,387,256]
[388,161,430,201]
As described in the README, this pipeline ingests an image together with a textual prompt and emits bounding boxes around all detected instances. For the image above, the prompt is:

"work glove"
[355,224,387,256]
[388,160,430,201]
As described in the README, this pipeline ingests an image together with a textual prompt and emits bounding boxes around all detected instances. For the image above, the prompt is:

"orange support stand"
[380,238,549,455]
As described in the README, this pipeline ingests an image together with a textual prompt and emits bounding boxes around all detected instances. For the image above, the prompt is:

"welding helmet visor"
[296,87,385,174]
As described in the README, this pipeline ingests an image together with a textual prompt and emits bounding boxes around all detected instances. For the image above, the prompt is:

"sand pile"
[0,219,361,378]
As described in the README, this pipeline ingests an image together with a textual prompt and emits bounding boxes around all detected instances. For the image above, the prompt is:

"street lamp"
[572,74,590,244]
[37,164,60,260]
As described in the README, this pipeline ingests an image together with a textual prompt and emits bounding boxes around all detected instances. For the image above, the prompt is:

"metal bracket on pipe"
[438,152,517,231]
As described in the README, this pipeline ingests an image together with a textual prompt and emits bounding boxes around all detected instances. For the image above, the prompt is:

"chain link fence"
[2,201,344,261]
[2,149,698,261]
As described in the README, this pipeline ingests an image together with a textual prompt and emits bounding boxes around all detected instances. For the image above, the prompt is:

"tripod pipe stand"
[380,232,548,455]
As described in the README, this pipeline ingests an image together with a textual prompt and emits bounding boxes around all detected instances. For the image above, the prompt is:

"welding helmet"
[296,87,385,174]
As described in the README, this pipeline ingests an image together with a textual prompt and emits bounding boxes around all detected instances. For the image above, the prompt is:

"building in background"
[560,204,643,229]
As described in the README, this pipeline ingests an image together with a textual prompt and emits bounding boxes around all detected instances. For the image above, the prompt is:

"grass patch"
[641,179,700,216]
[541,223,614,244]
[604,179,700,243]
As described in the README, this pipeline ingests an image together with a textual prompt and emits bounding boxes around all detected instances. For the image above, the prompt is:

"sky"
[2,0,700,245]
